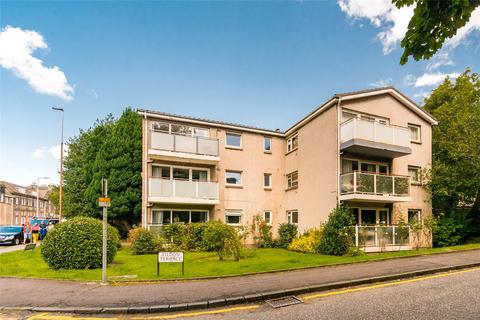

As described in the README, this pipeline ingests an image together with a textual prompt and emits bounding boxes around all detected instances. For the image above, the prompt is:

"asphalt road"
[3,267,480,320]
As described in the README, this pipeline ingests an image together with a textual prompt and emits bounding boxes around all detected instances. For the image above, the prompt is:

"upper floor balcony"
[340,171,412,203]
[148,178,219,205]
[149,131,220,163]
[340,118,411,158]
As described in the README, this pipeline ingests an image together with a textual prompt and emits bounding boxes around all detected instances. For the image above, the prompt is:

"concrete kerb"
[2,262,479,315]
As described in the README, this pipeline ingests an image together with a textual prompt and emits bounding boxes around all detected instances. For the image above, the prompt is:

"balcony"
[340,118,411,158]
[148,178,219,205]
[149,131,220,163]
[340,171,412,202]
[353,225,412,252]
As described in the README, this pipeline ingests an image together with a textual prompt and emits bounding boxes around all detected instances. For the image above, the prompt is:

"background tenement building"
[138,86,437,251]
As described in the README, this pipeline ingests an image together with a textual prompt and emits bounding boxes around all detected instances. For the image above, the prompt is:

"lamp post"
[52,107,64,222]
[35,177,49,218]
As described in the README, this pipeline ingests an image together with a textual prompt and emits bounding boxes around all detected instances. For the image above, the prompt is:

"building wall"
[0,201,14,225]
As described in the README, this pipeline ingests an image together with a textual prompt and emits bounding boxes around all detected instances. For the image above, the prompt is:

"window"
[264,137,272,153]
[287,134,298,153]
[341,159,389,174]
[152,165,210,181]
[152,121,170,133]
[264,173,272,189]
[152,121,209,137]
[341,110,389,125]
[152,166,170,178]
[226,210,242,225]
[286,171,298,189]
[408,209,422,224]
[287,210,298,224]
[152,209,208,225]
[192,169,208,182]
[226,132,242,148]
[408,166,421,184]
[226,171,242,186]
[264,211,272,225]
[408,124,421,143]
[173,167,190,180]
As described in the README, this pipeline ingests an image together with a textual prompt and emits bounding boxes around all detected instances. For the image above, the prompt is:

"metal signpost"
[98,178,110,284]
[157,252,184,276]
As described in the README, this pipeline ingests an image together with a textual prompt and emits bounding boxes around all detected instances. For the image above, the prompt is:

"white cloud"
[413,91,432,100]
[445,8,480,49]
[405,72,460,88]
[426,51,454,72]
[32,147,47,159]
[369,77,393,87]
[48,144,69,160]
[0,25,74,101]
[338,0,414,54]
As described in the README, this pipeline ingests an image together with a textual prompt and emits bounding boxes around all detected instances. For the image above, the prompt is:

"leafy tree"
[63,108,141,235]
[423,70,480,237]
[394,0,480,64]
[317,205,354,256]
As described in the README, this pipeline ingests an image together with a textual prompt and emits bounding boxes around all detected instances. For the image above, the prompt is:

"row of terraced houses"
[138,87,437,252]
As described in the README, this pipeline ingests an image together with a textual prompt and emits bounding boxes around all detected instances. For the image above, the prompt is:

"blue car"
[0,226,24,245]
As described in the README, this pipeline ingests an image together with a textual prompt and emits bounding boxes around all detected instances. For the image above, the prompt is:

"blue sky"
[1,1,479,186]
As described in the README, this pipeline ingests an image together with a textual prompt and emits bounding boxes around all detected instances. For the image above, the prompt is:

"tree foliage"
[394,0,480,64]
[63,108,142,235]
[423,70,480,237]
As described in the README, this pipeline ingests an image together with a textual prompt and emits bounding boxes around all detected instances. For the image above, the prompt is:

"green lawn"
[1,243,479,281]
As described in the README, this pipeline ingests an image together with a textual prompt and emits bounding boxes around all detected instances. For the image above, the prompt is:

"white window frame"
[286,171,298,190]
[263,210,272,225]
[341,158,389,174]
[151,208,209,225]
[225,170,243,187]
[408,124,421,143]
[408,209,422,224]
[341,109,390,125]
[225,132,242,149]
[351,207,391,225]
[264,173,272,189]
[151,121,210,138]
[286,134,298,153]
[151,164,211,181]
[225,210,243,226]
[287,210,298,224]
[264,137,272,153]
[408,165,421,184]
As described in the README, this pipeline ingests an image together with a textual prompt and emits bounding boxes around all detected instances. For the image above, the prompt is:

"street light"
[52,107,64,222]
[35,177,50,217]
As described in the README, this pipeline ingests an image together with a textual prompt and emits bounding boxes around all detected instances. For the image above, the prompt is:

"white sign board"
[158,252,184,263]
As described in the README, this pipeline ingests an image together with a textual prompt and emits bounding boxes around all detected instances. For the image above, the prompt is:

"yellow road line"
[303,267,480,301]
[27,313,117,320]
[133,305,260,319]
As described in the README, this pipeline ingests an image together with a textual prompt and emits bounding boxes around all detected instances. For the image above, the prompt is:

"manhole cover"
[266,296,303,308]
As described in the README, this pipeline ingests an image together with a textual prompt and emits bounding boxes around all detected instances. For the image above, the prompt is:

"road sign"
[98,197,111,207]
[157,252,184,276]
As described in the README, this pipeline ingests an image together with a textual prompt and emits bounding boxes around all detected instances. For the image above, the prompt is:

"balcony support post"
[374,226,378,247]
[353,172,357,193]
[392,176,396,196]
[172,179,176,197]
[195,181,199,198]
[355,225,359,247]
[373,174,377,195]
[392,225,396,246]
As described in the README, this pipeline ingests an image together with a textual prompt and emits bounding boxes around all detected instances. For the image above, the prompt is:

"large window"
[226,132,242,148]
[264,137,272,153]
[408,209,422,224]
[408,165,421,184]
[342,159,389,174]
[152,121,209,137]
[341,110,389,125]
[351,208,390,225]
[408,124,421,143]
[264,173,272,189]
[152,165,210,181]
[286,171,298,189]
[152,209,209,225]
[226,170,242,186]
[287,210,298,224]
[226,210,243,225]
[287,134,298,153]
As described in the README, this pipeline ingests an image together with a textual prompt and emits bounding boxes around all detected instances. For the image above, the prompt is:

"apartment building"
[139,86,437,251]
[0,181,56,225]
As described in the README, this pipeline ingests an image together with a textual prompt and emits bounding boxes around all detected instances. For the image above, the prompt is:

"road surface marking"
[133,305,260,319]
[303,267,480,301]
[27,313,117,320]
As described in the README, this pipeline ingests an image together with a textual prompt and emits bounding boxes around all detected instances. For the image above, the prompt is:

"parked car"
[0,226,24,245]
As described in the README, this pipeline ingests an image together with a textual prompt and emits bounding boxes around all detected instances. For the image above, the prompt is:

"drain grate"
[266,296,303,308]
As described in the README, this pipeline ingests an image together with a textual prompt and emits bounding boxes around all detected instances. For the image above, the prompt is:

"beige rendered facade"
[139,86,437,251]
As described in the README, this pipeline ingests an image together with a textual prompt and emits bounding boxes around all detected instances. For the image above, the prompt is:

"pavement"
[1,249,480,314]
[0,242,41,255]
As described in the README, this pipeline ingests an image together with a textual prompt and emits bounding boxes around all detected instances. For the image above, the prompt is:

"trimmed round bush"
[131,228,162,255]
[41,217,120,270]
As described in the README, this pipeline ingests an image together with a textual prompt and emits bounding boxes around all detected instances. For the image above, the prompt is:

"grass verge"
[1,243,479,281]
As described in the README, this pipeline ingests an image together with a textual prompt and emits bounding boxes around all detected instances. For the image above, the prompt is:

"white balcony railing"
[340,118,411,148]
[340,172,410,197]
[149,178,219,200]
[353,225,411,248]
[150,131,219,157]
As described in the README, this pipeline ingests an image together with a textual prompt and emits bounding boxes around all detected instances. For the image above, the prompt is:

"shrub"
[249,215,274,248]
[288,227,323,253]
[127,226,144,243]
[181,223,208,251]
[163,223,185,246]
[317,205,354,256]
[41,217,120,270]
[277,223,298,248]
[433,215,462,247]
[130,228,163,255]
[202,221,242,260]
